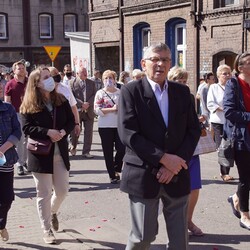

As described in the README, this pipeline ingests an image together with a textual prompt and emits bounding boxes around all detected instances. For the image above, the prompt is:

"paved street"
[0,120,249,250]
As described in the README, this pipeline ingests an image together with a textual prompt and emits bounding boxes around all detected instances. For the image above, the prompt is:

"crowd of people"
[0,43,250,249]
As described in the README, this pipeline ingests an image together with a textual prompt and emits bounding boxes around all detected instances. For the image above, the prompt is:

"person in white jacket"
[207,64,234,182]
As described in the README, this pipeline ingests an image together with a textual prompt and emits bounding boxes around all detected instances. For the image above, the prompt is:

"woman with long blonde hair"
[20,67,74,244]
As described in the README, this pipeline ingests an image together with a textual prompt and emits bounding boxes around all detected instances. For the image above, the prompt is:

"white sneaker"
[0,228,9,241]
[82,153,94,159]
[43,229,56,244]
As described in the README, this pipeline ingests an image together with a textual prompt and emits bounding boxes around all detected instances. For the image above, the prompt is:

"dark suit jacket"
[223,76,250,151]
[70,77,96,120]
[118,77,200,198]
[22,100,75,173]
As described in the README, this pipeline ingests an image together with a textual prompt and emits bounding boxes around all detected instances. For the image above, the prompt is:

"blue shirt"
[147,77,169,127]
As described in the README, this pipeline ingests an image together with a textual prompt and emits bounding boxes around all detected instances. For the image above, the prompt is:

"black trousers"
[0,171,14,229]
[211,122,230,175]
[98,127,125,179]
[235,150,250,212]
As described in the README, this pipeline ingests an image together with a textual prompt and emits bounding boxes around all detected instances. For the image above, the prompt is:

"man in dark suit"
[118,43,200,250]
[69,66,96,158]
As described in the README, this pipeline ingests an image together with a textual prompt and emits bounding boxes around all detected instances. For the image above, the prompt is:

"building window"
[166,18,186,68]
[142,27,151,53]
[214,0,239,8]
[133,23,150,69]
[0,13,8,39]
[175,24,186,68]
[39,13,53,39]
[64,14,77,37]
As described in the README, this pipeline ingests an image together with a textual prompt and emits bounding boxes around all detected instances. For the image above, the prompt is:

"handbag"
[27,108,56,156]
[193,128,217,156]
[27,138,52,155]
[218,137,235,168]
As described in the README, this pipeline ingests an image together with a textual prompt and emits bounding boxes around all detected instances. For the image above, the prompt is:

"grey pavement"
[0,120,249,250]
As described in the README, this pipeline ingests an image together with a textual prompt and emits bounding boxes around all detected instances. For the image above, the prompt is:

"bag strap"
[52,107,56,129]
[102,90,116,105]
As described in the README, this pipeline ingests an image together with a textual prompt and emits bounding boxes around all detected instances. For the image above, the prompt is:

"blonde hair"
[168,66,188,81]
[20,67,65,114]
[216,64,231,77]
[102,70,116,81]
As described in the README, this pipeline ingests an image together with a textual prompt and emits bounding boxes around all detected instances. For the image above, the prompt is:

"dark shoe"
[17,165,25,176]
[51,214,59,232]
[227,196,241,219]
[23,163,31,173]
[110,178,119,184]
[240,221,250,230]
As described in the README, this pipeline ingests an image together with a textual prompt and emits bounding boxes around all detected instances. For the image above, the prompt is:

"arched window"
[64,14,77,38]
[133,22,150,69]
[166,18,186,68]
[39,13,53,39]
[0,13,8,39]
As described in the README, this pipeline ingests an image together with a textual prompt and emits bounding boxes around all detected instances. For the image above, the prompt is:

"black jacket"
[22,100,75,173]
[118,78,200,198]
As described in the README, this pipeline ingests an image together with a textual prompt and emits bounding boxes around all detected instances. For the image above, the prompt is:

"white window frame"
[0,14,7,39]
[142,27,151,55]
[39,14,52,39]
[225,0,239,6]
[64,14,77,35]
[175,23,186,68]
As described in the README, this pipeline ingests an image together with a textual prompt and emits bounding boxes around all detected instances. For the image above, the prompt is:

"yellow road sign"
[44,46,62,62]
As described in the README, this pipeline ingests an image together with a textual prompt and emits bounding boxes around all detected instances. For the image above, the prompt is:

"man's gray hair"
[143,43,171,59]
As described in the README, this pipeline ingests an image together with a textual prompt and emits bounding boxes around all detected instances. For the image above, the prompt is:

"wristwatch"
[75,123,80,126]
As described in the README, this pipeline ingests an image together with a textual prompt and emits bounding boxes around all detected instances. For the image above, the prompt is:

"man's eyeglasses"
[144,57,171,64]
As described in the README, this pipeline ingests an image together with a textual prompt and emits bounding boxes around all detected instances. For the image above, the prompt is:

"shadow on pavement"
[14,187,36,199]
[189,233,249,249]
[70,169,107,175]
[201,178,239,186]
[7,242,63,250]
[69,181,121,192]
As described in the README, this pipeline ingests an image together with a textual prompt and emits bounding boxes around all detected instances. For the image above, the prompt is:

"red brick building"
[88,0,250,93]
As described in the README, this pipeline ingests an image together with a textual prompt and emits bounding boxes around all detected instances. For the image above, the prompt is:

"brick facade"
[89,0,250,94]
[0,0,88,72]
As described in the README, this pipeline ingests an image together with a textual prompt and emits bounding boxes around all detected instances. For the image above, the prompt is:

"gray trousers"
[126,186,189,250]
[70,111,94,154]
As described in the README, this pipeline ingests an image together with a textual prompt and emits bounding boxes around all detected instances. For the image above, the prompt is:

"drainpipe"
[89,0,93,75]
[118,0,124,72]
[243,0,247,52]
[22,0,31,67]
